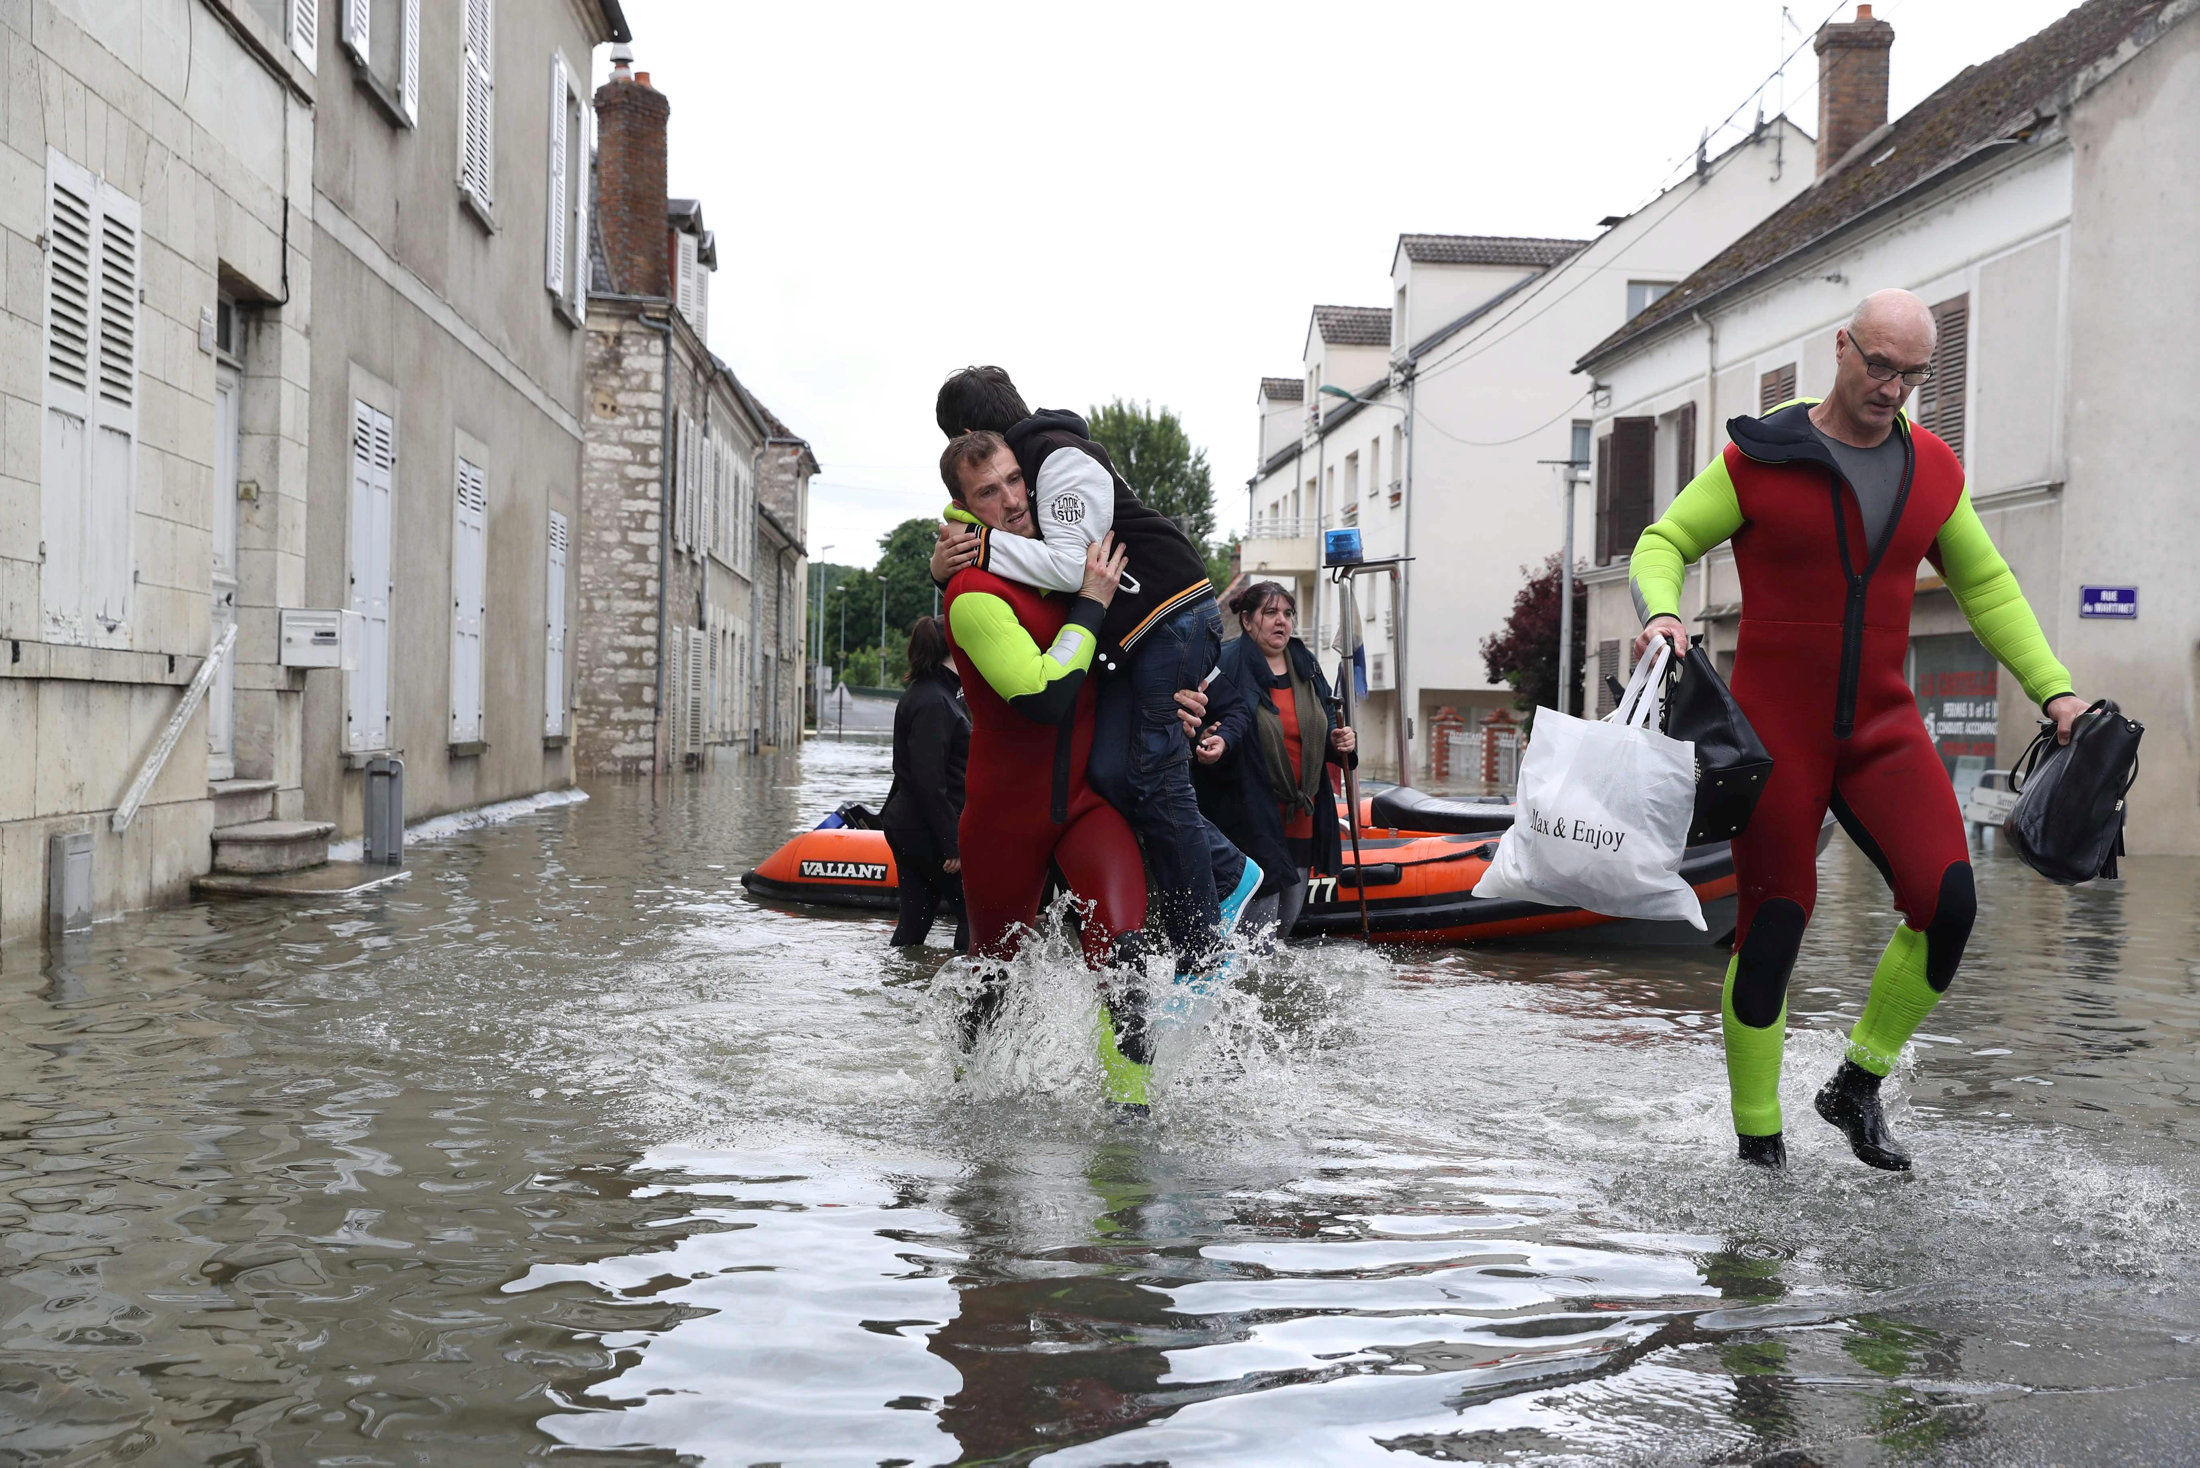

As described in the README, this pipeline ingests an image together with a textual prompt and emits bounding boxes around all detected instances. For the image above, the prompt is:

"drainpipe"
[1395,366,1417,785]
[636,310,675,777]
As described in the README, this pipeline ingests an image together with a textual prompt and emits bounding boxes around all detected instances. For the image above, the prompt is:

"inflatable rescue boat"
[741,789,1829,946]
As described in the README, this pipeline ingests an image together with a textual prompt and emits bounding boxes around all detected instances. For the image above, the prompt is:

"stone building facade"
[0,0,314,940]
[303,0,627,832]
[574,51,811,775]
[1,0,632,939]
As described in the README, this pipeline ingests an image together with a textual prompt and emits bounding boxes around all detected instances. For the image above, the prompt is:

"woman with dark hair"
[1192,580,1356,940]
[880,616,969,949]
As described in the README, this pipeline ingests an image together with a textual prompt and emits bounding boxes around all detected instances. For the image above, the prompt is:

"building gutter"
[1577,136,2032,375]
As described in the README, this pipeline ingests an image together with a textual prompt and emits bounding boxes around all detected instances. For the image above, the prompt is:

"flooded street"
[3,737,2196,1466]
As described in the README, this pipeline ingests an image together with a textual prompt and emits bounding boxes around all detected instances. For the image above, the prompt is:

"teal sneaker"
[1216,858,1263,945]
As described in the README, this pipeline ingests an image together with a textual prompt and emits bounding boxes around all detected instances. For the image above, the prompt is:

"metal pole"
[1333,573,1372,941]
[1557,468,1577,717]
[1395,370,1416,786]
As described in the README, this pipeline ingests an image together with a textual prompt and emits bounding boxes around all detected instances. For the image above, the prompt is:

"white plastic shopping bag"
[1471,643,1704,928]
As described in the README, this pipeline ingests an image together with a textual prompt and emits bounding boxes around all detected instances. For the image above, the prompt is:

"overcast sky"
[607,0,2084,569]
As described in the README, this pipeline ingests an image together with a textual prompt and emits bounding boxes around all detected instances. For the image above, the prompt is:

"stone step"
[211,819,335,875]
[209,778,278,829]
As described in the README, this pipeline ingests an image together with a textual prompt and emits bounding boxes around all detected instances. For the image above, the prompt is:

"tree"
[1479,553,1586,721]
[820,517,941,686]
[1086,399,1215,545]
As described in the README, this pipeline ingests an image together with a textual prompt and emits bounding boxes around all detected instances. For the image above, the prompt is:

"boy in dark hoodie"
[930,366,1259,970]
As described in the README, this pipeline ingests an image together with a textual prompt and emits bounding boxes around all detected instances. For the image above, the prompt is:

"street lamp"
[812,544,834,720]
[1318,383,1415,788]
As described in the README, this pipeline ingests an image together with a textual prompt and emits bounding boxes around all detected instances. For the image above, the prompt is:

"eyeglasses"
[1859,352,1935,388]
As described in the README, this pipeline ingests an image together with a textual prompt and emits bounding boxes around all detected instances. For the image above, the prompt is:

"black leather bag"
[2004,699,2142,884]
[1661,641,1774,846]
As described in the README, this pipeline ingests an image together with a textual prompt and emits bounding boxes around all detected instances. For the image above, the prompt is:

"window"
[1570,419,1592,470]
[450,457,488,743]
[346,401,394,751]
[546,51,588,317]
[1759,363,1797,413]
[687,627,707,753]
[459,0,495,210]
[1367,438,1380,499]
[1344,451,1359,503]
[1393,285,1406,349]
[545,510,568,736]
[1594,417,1655,565]
[339,1,421,124]
[1390,425,1404,502]
[1625,280,1675,318]
[1915,294,1970,461]
[41,151,139,648]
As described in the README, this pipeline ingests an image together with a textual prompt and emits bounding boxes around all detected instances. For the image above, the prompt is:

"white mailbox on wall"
[280,609,362,671]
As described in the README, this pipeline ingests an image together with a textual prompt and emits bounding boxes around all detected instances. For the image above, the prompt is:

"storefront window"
[1911,632,2000,797]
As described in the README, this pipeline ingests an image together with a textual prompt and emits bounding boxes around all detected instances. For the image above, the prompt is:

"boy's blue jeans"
[1087,597,1247,965]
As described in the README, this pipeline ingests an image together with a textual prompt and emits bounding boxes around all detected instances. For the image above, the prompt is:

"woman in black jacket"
[880,617,970,949]
[1191,581,1356,940]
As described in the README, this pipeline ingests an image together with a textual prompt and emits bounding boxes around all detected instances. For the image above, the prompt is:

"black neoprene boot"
[1815,1059,1912,1171]
[1736,1132,1786,1169]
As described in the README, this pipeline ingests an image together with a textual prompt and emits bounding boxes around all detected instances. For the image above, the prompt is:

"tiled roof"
[1312,305,1392,346]
[1581,0,2173,366]
[1398,233,1588,267]
[1259,377,1304,401]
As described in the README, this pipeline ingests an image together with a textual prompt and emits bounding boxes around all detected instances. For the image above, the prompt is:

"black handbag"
[1661,641,1775,846]
[2004,699,2141,884]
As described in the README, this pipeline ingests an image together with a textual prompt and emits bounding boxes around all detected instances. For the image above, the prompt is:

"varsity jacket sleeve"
[946,589,1106,725]
[1931,488,2075,711]
[977,445,1114,595]
[1629,454,1744,623]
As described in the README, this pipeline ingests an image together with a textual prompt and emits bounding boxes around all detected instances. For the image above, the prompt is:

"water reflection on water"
[1,736,2195,1464]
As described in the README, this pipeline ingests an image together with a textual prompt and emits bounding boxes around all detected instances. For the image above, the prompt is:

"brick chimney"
[1814,5,1894,176]
[593,45,670,298]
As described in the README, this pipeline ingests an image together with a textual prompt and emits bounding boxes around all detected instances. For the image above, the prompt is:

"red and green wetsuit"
[944,561,1152,1098]
[1631,401,2072,1138]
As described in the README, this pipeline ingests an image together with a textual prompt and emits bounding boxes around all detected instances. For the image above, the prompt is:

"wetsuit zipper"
[1824,424,1915,738]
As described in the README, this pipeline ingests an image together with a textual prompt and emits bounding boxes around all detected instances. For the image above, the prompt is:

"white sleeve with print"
[980,445,1118,595]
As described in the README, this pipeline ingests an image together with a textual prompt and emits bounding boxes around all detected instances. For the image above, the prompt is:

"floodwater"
[3,738,2197,1466]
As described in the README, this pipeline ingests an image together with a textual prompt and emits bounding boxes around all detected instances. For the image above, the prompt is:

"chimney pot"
[1814,6,1895,178]
[635,71,650,87]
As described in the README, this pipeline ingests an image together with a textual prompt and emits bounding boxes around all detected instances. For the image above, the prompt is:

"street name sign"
[2080,585,2137,619]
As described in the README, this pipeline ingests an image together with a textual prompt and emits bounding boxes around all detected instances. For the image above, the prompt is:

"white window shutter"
[693,266,709,344]
[399,0,422,125]
[290,0,319,72]
[87,177,140,643]
[347,402,394,750]
[688,628,706,752]
[667,631,685,756]
[460,0,495,203]
[675,233,698,323]
[568,102,590,317]
[545,54,567,296]
[450,459,488,742]
[41,154,94,644]
[545,511,568,735]
[342,0,368,64]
